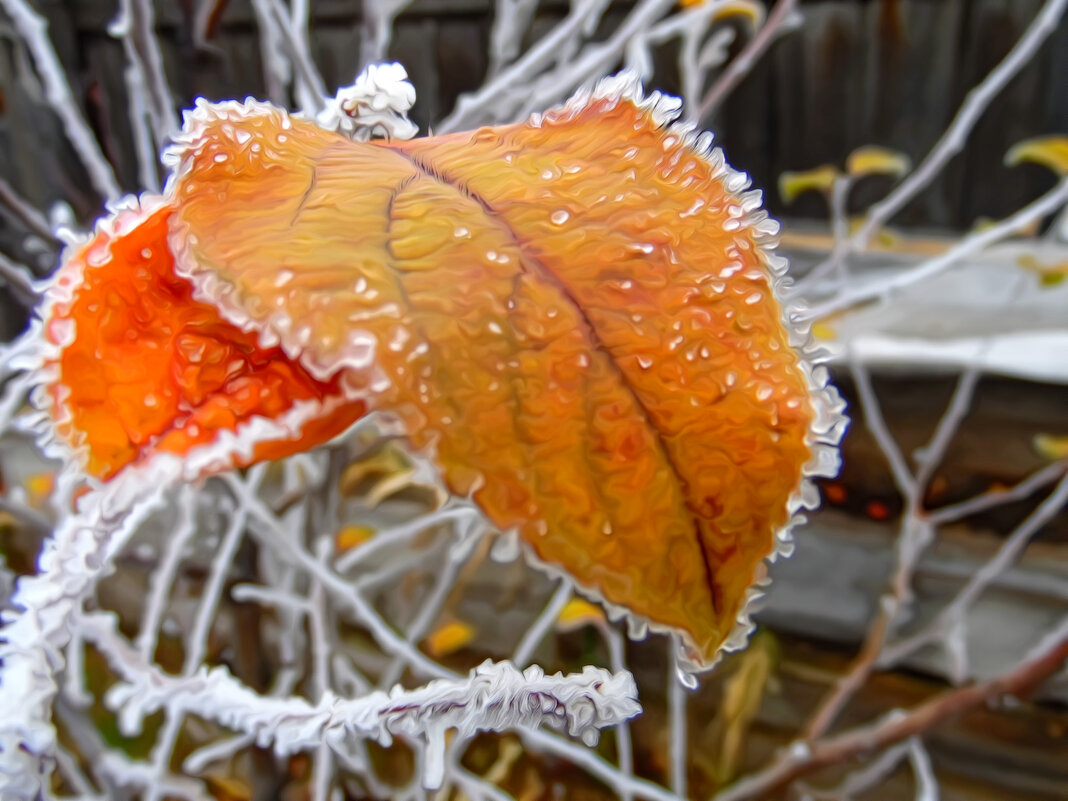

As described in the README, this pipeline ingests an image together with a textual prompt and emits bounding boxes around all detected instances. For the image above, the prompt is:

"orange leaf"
[38,76,842,669]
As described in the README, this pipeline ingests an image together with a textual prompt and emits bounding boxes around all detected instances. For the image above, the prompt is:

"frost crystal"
[317,62,419,141]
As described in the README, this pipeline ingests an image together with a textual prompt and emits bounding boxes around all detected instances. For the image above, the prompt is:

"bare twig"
[0,251,39,306]
[697,0,798,119]
[1,0,122,201]
[851,0,1068,250]
[712,620,1068,801]
[512,579,572,668]
[0,177,59,253]
[880,473,1068,671]
[802,177,1068,320]
[927,459,1068,526]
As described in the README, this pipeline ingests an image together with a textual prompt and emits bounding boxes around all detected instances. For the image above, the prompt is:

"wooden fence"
[0,0,1065,235]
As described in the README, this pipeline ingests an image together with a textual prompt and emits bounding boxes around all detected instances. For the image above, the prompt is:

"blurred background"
[0,1,1066,800]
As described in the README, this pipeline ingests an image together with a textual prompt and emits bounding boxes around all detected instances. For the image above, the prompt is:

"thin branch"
[0,251,40,306]
[712,620,1068,801]
[927,459,1068,526]
[667,651,688,798]
[512,578,572,668]
[851,0,1068,249]
[803,177,1068,320]
[698,0,798,118]
[880,472,1068,670]
[0,177,59,253]
[1,0,122,201]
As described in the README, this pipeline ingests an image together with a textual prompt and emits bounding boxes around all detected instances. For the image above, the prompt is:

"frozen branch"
[880,472,1068,673]
[0,251,39,306]
[0,470,174,800]
[0,0,121,201]
[852,0,1068,250]
[0,176,59,255]
[803,177,1068,320]
[711,619,1068,801]
[698,0,799,119]
[83,611,640,791]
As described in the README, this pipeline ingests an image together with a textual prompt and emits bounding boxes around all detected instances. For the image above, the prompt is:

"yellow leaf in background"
[1005,135,1068,175]
[846,145,911,179]
[335,524,375,552]
[556,597,605,632]
[677,0,764,24]
[810,321,836,341]
[1033,434,1068,460]
[424,620,476,658]
[1016,255,1068,288]
[779,165,838,204]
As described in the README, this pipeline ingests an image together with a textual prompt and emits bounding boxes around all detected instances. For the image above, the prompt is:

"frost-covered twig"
[512,579,572,668]
[879,472,1068,674]
[440,0,672,132]
[0,468,173,800]
[221,471,456,680]
[0,251,39,306]
[851,0,1067,250]
[0,0,121,201]
[927,458,1068,526]
[83,610,639,790]
[802,177,1068,320]
[698,0,798,119]
[0,176,59,254]
[712,619,1068,801]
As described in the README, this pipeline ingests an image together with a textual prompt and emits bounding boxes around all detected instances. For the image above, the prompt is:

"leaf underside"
[46,92,818,666]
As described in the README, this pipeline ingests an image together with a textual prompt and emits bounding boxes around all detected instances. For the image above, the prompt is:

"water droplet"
[454,226,470,238]
[274,269,294,287]
[550,210,570,225]
[637,355,653,369]
[140,248,152,259]
[354,277,368,293]
[745,292,763,305]
[488,321,502,334]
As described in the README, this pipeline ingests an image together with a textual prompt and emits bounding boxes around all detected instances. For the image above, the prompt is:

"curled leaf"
[845,145,910,179]
[34,74,844,669]
[1005,136,1068,175]
[779,165,838,204]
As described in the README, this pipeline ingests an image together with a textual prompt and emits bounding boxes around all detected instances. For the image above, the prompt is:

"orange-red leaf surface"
[40,77,842,668]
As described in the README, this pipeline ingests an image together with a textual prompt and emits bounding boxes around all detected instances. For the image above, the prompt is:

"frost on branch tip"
[316,62,418,141]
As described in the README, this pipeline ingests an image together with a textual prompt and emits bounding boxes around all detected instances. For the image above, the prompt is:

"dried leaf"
[1033,434,1068,460]
[714,630,777,781]
[424,620,477,658]
[1016,254,1068,288]
[338,442,419,506]
[779,165,838,204]
[336,524,376,552]
[1005,135,1068,175]
[37,77,840,667]
[556,598,606,632]
[846,145,910,179]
